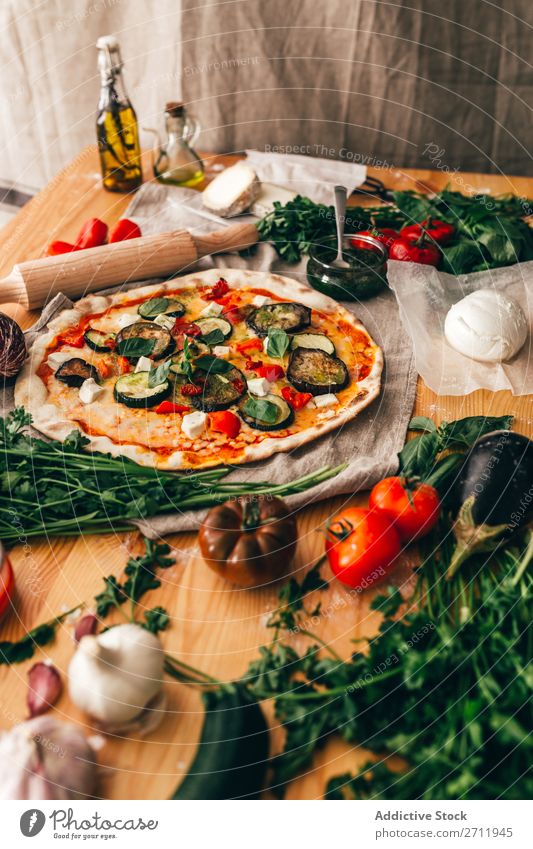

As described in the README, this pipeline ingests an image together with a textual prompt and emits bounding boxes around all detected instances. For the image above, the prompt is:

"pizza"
[16,268,383,470]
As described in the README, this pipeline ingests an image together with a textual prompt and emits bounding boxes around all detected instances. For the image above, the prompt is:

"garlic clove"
[0,716,97,800]
[74,613,98,642]
[27,662,63,717]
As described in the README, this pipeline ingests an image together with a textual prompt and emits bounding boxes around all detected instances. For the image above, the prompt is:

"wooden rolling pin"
[0,221,259,309]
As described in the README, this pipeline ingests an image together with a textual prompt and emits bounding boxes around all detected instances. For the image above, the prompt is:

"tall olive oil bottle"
[96,35,142,193]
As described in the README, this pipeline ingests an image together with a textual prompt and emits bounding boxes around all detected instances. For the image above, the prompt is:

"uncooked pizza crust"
[16,268,383,469]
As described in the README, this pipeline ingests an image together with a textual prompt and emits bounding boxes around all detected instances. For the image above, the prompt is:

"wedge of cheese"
[202,162,260,218]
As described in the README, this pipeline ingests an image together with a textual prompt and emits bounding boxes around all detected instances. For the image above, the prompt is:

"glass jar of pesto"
[307,235,387,301]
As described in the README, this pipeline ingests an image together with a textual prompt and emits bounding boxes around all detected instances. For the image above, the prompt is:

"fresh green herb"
[143,606,170,635]
[0,409,344,543]
[116,337,155,358]
[399,414,513,479]
[201,328,225,347]
[0,605,82,665]
[180,337,195,381]
[141,297,169,318]
[257,195,371,263]
[194,355,233,375]
[148,359,171,388]
[243,397,279,424]
[266,328,290,358]
[95,539,174,617]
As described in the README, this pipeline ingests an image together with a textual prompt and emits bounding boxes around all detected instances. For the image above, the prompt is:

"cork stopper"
[165,102,185,117]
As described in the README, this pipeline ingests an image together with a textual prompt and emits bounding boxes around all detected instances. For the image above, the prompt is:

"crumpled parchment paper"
[387,259,533,396]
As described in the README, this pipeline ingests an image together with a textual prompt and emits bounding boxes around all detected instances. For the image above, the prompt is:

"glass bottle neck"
[165,114,186,139]
[98,48,130,106]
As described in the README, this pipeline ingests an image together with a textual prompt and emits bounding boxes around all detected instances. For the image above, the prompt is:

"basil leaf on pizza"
[194,355,233,375]
[138,297,169,319]
[201,328,225,347]
[116,337,155,357]
[243,397,279,424]
[148,359,171,388]
[267,328,290,358]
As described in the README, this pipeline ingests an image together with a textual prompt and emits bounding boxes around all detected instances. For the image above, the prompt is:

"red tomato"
[369,477,441,543]
[46,240,78,256]
[117,356,132,374]
[108,219,142,243]
[75,218,108,249]
[181,383,203,396]
[256,364,284,382]
[202,278,230,300]
[389,237,440,266]
[172,320,202,339]
[400,218,455,246]
[209,410,241,439]
[236,338,263,354]
[57,328,85,348]
[281,386,313,410]
[154,400,191,414]
[325,507,401,588]
[350,228,399,251]
[0,550,14,621]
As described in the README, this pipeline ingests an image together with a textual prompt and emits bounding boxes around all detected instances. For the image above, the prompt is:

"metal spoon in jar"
[332,185,351,268]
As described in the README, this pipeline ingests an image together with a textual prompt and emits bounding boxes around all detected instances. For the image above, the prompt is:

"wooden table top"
[0,148,531,800]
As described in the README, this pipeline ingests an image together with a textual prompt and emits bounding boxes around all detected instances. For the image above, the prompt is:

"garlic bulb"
[68,623,164,725]
[0,715,97,800]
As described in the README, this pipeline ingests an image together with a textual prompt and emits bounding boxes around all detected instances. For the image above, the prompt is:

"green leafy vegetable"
[266,328,290,358]
[243,397,279,424]
[141,297,169,318]
[143,606,170,634]
[116,337,155,358]
[148,359,171,388]
[0,606,81,665]
[194,355,233,374]
[201,328,226,347]
[95,539,174,617]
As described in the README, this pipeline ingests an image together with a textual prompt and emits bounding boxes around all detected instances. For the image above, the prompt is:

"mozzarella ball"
[444,289,528,363]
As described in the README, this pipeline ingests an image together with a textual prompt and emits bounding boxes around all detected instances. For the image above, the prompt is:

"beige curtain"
[0,0,184,188]
[181,0,533,175]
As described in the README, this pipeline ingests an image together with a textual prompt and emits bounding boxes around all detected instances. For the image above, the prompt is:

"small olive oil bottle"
[96,35,142,193]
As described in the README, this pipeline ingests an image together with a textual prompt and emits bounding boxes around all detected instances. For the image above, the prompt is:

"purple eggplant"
[448,430,533,577]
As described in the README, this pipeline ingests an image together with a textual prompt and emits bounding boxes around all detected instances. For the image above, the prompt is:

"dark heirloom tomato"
[199,496,297,588]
